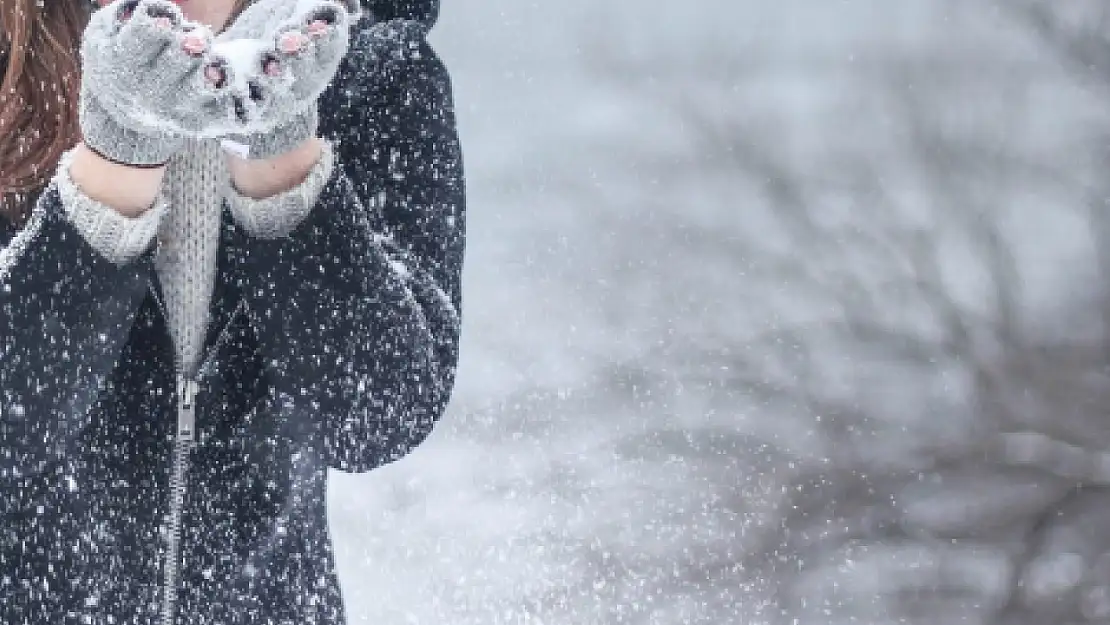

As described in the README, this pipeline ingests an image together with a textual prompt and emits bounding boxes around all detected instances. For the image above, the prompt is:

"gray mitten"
[220,0,364,42]
[79,0,239,166]
[215,0,361,159]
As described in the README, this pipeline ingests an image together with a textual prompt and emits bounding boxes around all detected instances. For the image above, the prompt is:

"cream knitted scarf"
[56,138,335,377]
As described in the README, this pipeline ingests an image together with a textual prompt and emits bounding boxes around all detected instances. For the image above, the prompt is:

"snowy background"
[328,1,1110,623]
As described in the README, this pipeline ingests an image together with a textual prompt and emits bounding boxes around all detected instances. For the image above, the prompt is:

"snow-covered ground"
[327,1,1110,623]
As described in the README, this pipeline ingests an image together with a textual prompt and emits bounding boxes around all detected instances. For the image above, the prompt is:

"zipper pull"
[176,377,199,442]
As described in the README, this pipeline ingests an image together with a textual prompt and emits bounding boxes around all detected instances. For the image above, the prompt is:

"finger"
[278,1,350,44]
[268,27,317,87]
[181,32,208,56]
[144,20,211,86]
[306,19,329,39]
[264,23,347,103]
[278,29,310,55]
[204,59,231,90]
[298,0,352,44]
[179,22,212,56]
[114,0,183,64]
[302,1,350,30]
[261,51,284,78]
[117,0,184,34]
[272,14,345,65]
[189,52,236,96]
[114,0,140,23]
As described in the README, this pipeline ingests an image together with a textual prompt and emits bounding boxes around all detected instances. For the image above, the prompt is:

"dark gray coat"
[0,1,463,622]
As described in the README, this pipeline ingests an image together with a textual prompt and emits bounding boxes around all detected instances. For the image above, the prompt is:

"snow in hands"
[93,0,358,138]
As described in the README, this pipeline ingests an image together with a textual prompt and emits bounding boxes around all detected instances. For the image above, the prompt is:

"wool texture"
[56,148,169,266]
[58,138,333,376]
[225,139,335,239]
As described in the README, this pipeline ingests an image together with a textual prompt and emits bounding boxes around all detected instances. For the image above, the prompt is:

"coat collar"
[145,206,249,379]
[364,0,438,27]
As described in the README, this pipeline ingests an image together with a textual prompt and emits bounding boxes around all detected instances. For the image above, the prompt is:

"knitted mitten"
[215,0,361,159]
[79,0,238,165]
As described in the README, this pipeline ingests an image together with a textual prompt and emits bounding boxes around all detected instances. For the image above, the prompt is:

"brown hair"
[0,0,252,227]
[0,0,90,226]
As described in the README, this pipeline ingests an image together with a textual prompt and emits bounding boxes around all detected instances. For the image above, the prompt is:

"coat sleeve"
[0,184,154,509]
[226,19,465,474]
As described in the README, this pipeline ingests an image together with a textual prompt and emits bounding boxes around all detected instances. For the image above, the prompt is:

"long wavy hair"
[0,0,250,227]
[0,0,89,225]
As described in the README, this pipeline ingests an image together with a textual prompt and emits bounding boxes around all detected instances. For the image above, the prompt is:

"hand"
[217,0,363,44]
[214,0,361,159]
[78,0,240,166]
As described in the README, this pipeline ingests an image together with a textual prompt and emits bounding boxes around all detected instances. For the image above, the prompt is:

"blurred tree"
[558,1,1110,623]
[403,2,1110,623]
[747,3,1110,623]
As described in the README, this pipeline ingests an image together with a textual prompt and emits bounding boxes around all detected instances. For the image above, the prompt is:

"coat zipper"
[161,376,197,625]
[149,280,245,625]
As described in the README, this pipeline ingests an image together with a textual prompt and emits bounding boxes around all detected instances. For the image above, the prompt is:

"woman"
[0,0,463,622]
